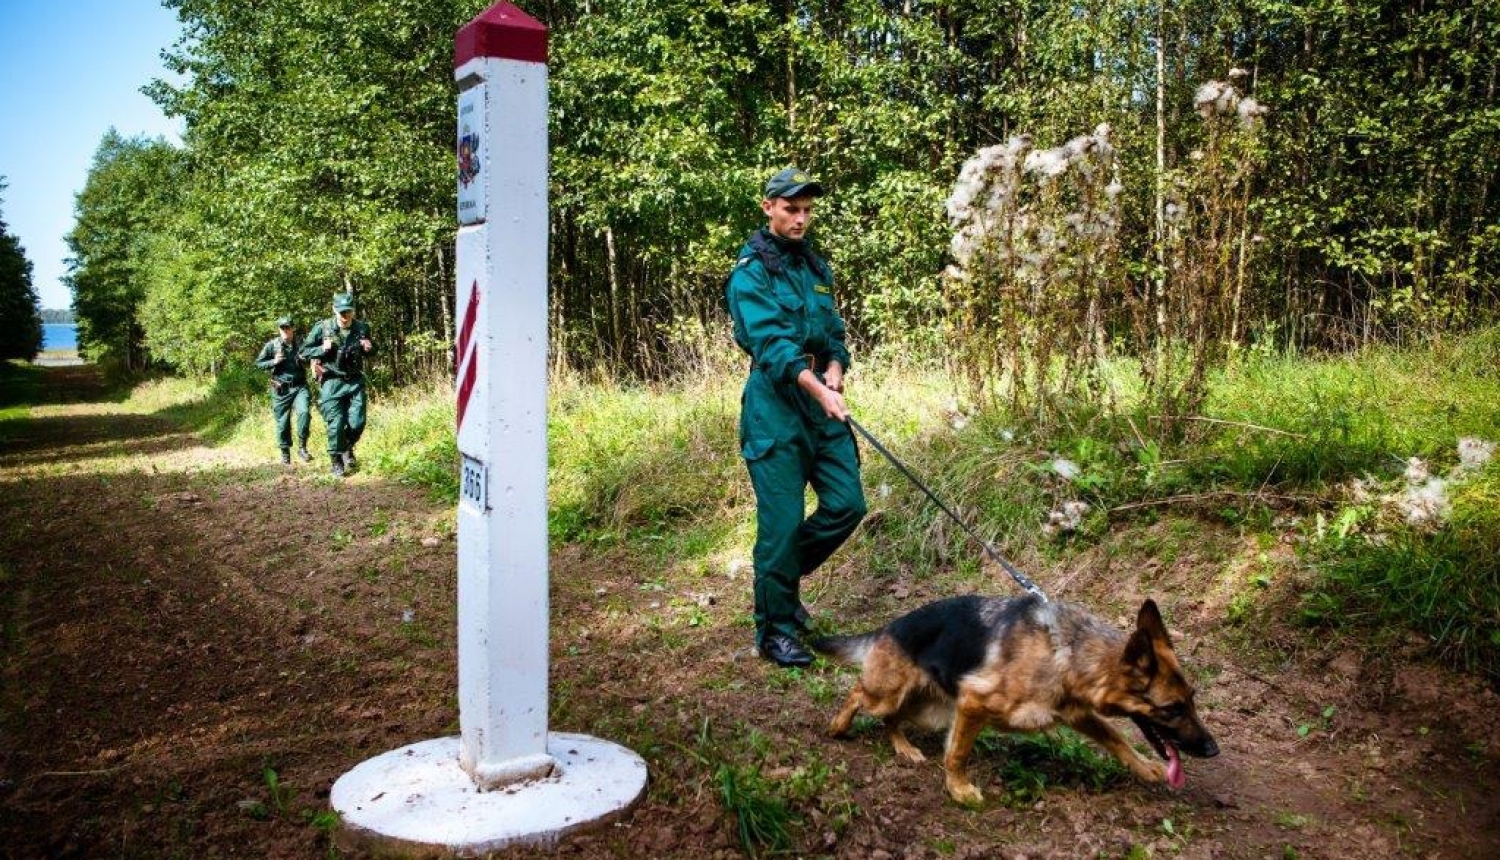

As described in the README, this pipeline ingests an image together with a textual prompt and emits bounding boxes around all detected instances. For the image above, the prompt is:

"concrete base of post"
[331,733,647,858]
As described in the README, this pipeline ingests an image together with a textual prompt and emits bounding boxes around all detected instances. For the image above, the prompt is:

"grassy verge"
[99,327,1500,683]
[0,360,44,429]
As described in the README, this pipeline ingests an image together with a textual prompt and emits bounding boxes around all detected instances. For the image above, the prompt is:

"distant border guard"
[303,293,374,477]
[255,316,312,465]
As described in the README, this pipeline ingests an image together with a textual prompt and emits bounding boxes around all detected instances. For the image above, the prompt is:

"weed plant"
[716,763,798,858]
[974,727,1129,807]
[1301,463,1500,680]
[361,374,458,497]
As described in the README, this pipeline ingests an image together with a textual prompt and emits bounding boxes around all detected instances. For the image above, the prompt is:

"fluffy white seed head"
[1194,80,1240,119]
[1024,146,1071,178]
[1237,97,1269,128]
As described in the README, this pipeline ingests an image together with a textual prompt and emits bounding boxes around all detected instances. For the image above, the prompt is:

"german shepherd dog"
[811,595,1218,804]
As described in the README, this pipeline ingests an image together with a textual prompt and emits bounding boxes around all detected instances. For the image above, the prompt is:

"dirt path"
[1,365,1496,859]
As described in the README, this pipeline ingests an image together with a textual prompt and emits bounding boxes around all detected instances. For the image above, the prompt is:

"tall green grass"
[362,379,458,497]
[0,361,44,443]
[1199,334,1500,488]
[1300,463,1500,680]
[96,328,1500,680]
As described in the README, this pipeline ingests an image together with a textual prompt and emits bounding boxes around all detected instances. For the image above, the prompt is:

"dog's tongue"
[1165,743,1185,789]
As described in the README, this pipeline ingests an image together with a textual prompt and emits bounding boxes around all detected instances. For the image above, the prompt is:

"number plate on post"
[460,454,488,511]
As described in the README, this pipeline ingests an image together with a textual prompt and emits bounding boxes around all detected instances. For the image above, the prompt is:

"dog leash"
[846,415,1049,602]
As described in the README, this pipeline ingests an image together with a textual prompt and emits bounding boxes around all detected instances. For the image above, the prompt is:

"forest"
[63,0,1499,404]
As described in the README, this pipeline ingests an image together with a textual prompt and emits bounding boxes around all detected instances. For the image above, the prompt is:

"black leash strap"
[846,415,1049,602]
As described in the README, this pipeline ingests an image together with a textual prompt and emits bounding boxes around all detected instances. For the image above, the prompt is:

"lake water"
[42,323,78,351]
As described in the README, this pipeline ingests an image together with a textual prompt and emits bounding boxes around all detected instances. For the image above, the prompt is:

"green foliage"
[65,133,186,371]
[547,377,742,543]
[698,720,857,859]
[363,382,460,500]
[0,180,43,362]
[1252,0,1500,343]
[716,763,798,858]
[1300,462,1500,681]
[261,765,294,817]
[43,0,1492,389]
[139,0,470,380]
[0,360,43,413]
[1195,337,1500,490]
[974,727,1130,806]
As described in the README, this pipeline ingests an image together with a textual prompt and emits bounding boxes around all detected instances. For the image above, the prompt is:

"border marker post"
[330,4,646,854]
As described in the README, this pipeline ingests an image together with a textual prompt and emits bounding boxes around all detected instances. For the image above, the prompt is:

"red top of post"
[455,1,548,67]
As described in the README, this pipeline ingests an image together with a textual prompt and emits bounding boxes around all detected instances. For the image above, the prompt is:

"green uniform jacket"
[726,228,851,439]
[300,318,375,380]
[255,337,308,386]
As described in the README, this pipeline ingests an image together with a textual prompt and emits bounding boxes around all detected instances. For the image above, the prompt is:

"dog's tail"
[807,630,881,664]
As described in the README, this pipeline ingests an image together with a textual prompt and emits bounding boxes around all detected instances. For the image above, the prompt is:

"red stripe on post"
[455,1,548,67]
[456,279,481,429]
[456,355,478,429]
[457,279,480,364]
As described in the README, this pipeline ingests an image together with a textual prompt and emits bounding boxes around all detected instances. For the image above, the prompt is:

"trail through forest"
[1,364,1497,859]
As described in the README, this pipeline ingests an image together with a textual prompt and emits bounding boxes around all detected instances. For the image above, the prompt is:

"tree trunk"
[606,226,622,362]
[436,244,453,374]
[784,0,797,131]
[1153,6,1168,385]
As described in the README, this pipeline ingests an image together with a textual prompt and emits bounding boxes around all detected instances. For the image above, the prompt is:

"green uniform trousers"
[741,371,866,646]
[318,375,367,457]
[272,384,311,451]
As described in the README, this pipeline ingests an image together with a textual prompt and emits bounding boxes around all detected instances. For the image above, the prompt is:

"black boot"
[343,449,357,471]
[280,448,291,465]
[297,444,312,462]
[331,455,346,477]
[759,634,813,668]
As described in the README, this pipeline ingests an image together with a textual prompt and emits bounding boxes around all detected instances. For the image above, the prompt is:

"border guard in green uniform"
[255,316,312,465]
[725,167,867,668]
[302,293,374,477]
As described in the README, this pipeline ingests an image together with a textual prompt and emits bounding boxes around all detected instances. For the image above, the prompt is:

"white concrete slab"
[332,732,647,857]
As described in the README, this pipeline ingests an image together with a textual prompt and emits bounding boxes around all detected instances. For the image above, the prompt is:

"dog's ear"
[1123,627,1157,676]
[1123,599,1171,678]
[1136,599,1173,648]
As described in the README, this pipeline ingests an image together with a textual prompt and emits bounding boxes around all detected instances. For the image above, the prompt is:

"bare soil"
[2,364,1497,860]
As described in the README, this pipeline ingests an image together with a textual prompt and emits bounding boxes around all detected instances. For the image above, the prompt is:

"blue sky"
[0,0,184,311]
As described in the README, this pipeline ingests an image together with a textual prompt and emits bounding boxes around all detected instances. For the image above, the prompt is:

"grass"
[700,720,858,858]
[974,727,1130,806]
[28,327,1500,708]
[1298,461,1500,679]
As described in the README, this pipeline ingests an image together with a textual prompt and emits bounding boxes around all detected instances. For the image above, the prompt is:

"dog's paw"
[1129,758,1168,784]
[945,779,984,807]
[895,745,926,764]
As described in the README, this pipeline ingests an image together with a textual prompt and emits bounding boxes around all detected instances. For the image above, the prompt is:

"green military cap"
[276,316,294,328]
[764,167,824,199]
[332,293,355,312]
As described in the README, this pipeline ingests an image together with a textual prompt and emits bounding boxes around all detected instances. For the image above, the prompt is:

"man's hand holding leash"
[798,367,849,421]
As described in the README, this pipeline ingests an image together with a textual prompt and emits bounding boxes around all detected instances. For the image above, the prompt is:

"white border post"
[452,7,552,791]
[330,4,646,854]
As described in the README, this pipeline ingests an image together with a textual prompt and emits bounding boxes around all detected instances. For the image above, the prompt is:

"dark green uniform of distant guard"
[255,317,311,465]
[302,293,374,477]
[727,167,866,667]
